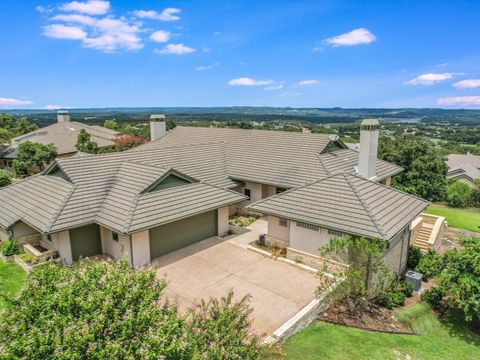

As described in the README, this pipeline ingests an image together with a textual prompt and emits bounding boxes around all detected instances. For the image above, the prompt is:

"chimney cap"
[57,110,69,114]
[361,118,379,131]
[150,114,166,121]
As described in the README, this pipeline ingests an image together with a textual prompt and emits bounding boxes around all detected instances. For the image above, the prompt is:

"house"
[446,154,480,189]
[0,117,426,273]
[0,110,119,172]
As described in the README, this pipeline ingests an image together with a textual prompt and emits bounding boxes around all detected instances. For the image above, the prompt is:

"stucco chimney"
[150,114,166,141]
[358,119,379,179]
[57,110,70,123]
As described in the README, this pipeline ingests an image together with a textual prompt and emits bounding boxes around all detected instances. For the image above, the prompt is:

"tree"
[317,236,400,314]
[113,134,147,151]
[13,141,57,176]
[446,181,472,208]
[378,137,448,201]
[421,237,480,324]
[0,128,10,144]
[0,113,38,142]
[0,169,13,187]
[103,119,118,130]
[0,260,264,359]
[75,129,99,154]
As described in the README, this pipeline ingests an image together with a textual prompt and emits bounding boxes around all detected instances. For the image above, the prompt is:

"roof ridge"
[46,184,77,232]
[343,173,388,240]
[124,193,141,233]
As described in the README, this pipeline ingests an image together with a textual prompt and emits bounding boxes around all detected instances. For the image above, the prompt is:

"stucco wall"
[100,226,131,264]
[289,222,333,256]
[382,227,409,274]
[0,227,9,241]
[268,216,290,243]
[131,230,150,268]
[52,230,72,265]
[217,207,229,236]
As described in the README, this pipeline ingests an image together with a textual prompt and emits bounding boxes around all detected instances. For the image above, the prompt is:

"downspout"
[129,234,134,268]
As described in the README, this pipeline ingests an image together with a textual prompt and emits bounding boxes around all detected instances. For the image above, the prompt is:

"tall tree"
[0,169,13,187]
[13,141,57,176]
[378,137,448,201]
[75,129,99,154]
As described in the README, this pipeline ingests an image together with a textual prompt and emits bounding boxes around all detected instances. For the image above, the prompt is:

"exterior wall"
[0,227,10,241]
[100,226,131,264]
[456,176,479,189]
[267,216,290,243]
[286,247,347,273]
[234,181,264,215]
[381,177,392,186]
[289,221,333,256]
[217,207,230,237]
[382,226,410,274]
[131,230,150,268]
[11,222,39,239]
[52,230,72,265]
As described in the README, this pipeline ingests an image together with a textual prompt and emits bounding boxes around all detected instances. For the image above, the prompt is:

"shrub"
[0,260,264,359]
[407,245,423,269]
[415,249,443,280]
[229,215,259,228]
[19,252,38,264]
[0,169,13,188]
[378,278,412,309]
[470,188,480,208]
[0,239,20,256]
[421,287,444,310]
[446,181,472,208]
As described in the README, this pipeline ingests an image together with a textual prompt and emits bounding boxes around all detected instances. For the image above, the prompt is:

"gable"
[45,163,70,182]
[148,173,192,192]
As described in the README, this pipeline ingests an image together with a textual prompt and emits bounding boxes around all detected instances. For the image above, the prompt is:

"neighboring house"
[0,117,425,274]
[447,154,480,189]
[0,110,119,172]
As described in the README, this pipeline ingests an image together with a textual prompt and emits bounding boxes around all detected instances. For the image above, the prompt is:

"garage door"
[149,210,218,260]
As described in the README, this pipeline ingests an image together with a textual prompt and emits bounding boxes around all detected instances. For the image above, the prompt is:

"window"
[279,218,288,227]
[46,234,52,242]
[112,232,119,241]
[296,222,319,231]
[244,188,251,200]
[328,229,344,237]
[276,187,287,194]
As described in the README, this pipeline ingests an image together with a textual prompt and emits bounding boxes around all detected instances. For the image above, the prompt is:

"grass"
[424,203,479,232]
[281,303,480,360]
[0,259,27,310]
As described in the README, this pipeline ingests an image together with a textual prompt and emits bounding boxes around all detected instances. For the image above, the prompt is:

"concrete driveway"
[153,237,319,336]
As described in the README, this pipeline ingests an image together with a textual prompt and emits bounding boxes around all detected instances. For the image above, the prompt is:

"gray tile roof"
[1,121,119,157]
[248,173,428,241]
[0,126,405,236]
[447,154,480,181]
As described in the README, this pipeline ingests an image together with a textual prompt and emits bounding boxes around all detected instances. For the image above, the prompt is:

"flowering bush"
[0,260,264,359]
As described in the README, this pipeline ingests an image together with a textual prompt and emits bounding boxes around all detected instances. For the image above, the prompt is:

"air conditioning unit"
[405,270,423,292]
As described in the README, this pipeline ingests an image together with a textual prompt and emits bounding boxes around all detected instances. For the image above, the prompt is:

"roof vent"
[329,134,339,142]
[353,165,359,173]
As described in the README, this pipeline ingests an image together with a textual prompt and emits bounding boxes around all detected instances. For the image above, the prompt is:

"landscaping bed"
[228,215,259,228]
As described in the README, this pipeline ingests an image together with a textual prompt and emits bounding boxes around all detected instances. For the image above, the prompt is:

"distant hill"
[4,107,480,127]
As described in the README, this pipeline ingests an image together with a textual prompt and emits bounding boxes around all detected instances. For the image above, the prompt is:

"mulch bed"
[318,303,415,335]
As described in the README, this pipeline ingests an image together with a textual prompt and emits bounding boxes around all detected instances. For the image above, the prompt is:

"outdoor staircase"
[411,213,446,254]
[413,223,434,253]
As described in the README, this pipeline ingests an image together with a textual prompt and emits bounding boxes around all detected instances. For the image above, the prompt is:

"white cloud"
[155,43,195,55]
[453,79,480,89]
[264,84,284,91]
[312,46,324,53]
[45,105,63,110]
[437,96,480,107]
[297,79,319,86]
[150,30,170,43]
[406,73,456,86]
[0,98,33,107]
[36,5,53,14]
[60,0,110,15]
[229,77,273,86]
[52,14,97,26]
[133,8,181,21]
[324,28,376,47]
[43,24,87,39]
[279,92,301,97]
[195,62,220,71]
[82,18,143,52]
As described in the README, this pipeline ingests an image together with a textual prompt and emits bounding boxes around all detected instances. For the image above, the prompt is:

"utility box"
[405,270,423,292]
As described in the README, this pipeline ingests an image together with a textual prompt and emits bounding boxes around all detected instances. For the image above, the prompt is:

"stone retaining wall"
[286,247,347,274]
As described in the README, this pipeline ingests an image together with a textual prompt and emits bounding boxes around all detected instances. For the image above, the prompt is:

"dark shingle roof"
[248,173,428,241]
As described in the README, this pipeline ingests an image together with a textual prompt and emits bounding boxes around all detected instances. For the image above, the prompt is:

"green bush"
[470,189,480,208]
[0,239,20,256]
[0,259,264,359]
[378,278,412,309]
[421,287,444,310]
[446,181,472,208]
[415,249,443,280]
[407,245,423,269]
[229,215,259,228]
[0,169,13,188]
[19,252,38,264]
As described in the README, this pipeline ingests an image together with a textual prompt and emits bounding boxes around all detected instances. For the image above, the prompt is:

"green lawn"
[282,303,480,360]
[0,259,27,310]
[424,203,479,233]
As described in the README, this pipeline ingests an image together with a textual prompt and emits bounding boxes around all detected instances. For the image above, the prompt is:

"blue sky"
[1,0,480,109]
